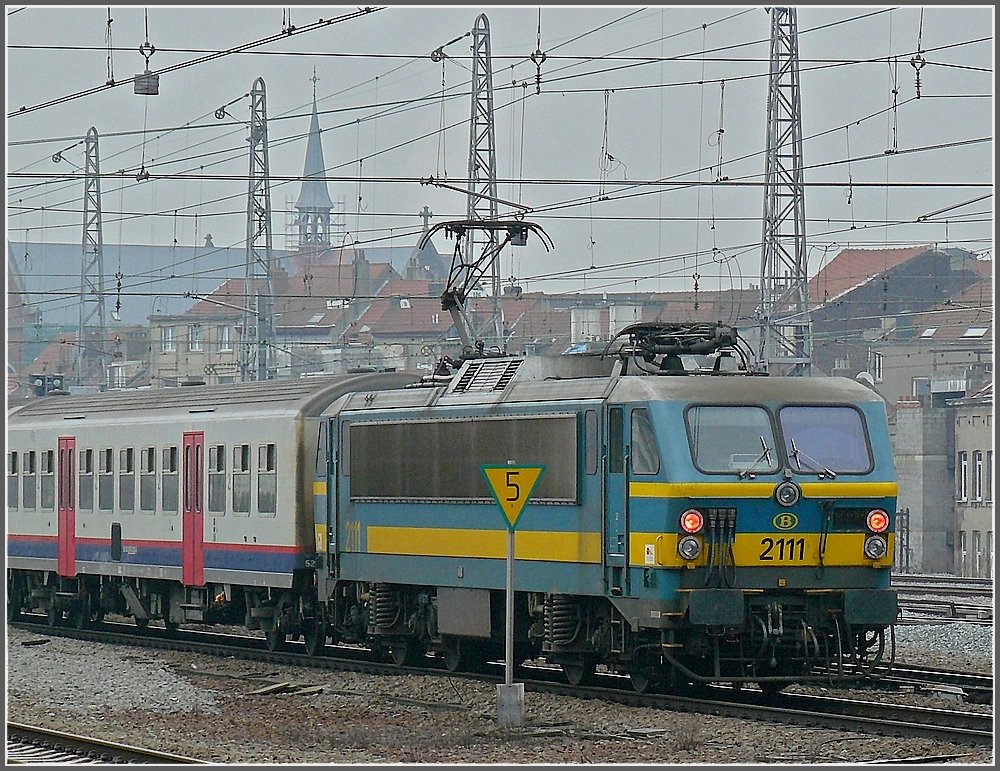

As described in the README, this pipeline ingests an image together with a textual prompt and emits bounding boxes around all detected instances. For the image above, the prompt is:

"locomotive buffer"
[482,461,546,729]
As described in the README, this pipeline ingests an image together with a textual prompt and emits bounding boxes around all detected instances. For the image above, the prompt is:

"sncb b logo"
[773,513,799,531]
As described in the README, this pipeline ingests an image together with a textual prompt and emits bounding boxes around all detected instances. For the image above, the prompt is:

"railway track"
[6,722,206,764]
[10,617,993,748]
[892,572,994,625]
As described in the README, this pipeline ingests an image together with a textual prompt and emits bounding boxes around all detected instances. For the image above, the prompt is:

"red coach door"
[182,431,205,586]
[57,436,76,576]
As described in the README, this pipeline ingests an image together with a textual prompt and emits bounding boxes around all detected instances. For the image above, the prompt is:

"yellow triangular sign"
[482,465,546,530]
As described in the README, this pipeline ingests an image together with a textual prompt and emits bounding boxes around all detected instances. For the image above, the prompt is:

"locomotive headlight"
[866,509,889,533]
[680,509,705,534]
[677,535,702,561]
[774,481,801,507]
[863,535,888,560]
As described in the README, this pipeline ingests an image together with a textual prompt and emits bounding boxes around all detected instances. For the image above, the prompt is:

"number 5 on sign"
[482,465,546,530]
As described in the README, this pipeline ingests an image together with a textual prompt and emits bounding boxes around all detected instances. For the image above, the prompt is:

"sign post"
[482,461,545,729]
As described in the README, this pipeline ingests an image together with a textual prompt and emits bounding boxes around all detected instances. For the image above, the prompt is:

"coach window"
[630,408,660,475]
[315,422,328,478]
[40,449,55,510]
[162,446,179,513]
[98,449,114,510]
[257,443,277,516]
[233,443,251,515]
[140,447,156,513]
[119,448,135,512]
[8,452,18,511]
[208,444,226,515]
[22,451,37,510]
[78,449,94,511]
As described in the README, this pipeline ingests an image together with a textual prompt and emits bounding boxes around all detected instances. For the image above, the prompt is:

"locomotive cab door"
[57,436,76,577]
[604,406,630,596]
[182,431,205,587]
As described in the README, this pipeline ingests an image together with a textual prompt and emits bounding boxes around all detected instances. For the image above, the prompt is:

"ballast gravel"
[4,623,993,765]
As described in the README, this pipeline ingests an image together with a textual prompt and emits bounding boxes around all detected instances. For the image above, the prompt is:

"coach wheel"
[163,618,179,635]
[561,659,596,687]
[303,618,327,657]
[46,603,63,628]
[389,638,421,667]
[265,625,287,652]
[6,581,24,622]
[69,594,91,630]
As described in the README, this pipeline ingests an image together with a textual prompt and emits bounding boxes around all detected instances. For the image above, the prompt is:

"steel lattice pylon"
[242,77,276,381]
[758,7,812,376]
[79,126,108,387]
[465,12,504,350]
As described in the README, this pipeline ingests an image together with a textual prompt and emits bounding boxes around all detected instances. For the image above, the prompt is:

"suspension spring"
[372,584,399,631]
[546,595,579,645]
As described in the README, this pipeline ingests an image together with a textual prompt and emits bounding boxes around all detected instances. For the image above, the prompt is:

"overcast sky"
[6,4,994,298]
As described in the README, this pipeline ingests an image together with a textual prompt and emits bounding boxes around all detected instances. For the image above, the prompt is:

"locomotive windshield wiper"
[788,438,836,478]
[738,436,774,479]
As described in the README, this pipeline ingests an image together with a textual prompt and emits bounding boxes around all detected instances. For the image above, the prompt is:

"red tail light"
[866,509,889,533]
[680,509,704,534]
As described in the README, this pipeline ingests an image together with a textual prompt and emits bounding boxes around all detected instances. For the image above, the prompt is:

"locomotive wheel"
[442,639,470,673]
[629,669,661,694]
[758,681,785,698]
[561,659,596,687]
[135,617,150,630]
[303,618,327,657]
[389,639,421,667]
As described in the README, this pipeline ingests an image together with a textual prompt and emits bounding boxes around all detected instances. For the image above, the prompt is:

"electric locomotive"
[310,322,898,692]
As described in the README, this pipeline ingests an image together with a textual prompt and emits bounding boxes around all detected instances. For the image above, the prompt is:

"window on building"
[871,351,883,382]
[986,450,993,503]
[919,327,937,338]
[959,531,968,577]
[961,327,989,338]
[988,532,994,580]
[161,326,175,352]
[189,324,203,351]
[973,531,982,578]
[218,325,232,352]
[973,451,983,501]
[957,451,968,501]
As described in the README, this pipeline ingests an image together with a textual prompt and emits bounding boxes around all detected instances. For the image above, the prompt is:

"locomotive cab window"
[162,446,179,513]
[79,449,94,511]
[8,451,18,511]
[22,450,36,509]
[778,405,873,474]
[40,449,55,510]
[630,408,660,475]
[686,405,779,475]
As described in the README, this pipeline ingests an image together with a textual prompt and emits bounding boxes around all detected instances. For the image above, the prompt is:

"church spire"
[295,68,334,247]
